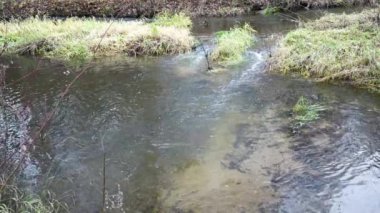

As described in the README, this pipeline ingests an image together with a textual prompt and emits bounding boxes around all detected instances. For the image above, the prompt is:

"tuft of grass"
[304,9,380,30]
[263,6,281,16]
[0,14,195,62]
[151,12,192,28]
[292,96,326,125]
[211,24,256,65]
[270,9,380,92]
[0,180,68,213]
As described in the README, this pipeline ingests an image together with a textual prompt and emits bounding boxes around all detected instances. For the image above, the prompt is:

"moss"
[211,24,256,65]
[270,9,380,92]
[0,14,195,62]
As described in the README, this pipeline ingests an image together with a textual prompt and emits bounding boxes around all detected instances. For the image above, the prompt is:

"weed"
[292,96,326,125]
[211,24,256,65]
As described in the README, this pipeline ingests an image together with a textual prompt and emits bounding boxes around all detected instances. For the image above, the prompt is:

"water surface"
[1,8,380,213]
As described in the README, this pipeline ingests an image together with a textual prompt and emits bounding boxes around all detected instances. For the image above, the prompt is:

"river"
[1,8,380,213]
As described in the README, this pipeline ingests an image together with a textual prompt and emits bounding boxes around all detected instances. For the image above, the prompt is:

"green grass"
[263,6,281,16]
[270,9,380,92]
[151,12,192,28]
[292,96,326,125]
[0,196,66,213]
[0,13,195,62]
[0,182,68,213]
[211,24,256,65]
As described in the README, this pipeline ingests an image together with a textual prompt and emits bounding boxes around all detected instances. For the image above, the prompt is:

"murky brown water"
[1,8,380,213]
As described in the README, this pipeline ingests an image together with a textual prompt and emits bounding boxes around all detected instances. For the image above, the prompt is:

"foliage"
[211,24,256,65]
[0,14,195,61]
[292,96,326,125]
[270,9,380,92]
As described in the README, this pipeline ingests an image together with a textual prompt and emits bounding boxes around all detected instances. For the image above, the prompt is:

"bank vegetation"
[212,24,256,65]
[0,13,195,61]
[0,0,378,18]
[269,9,380,92]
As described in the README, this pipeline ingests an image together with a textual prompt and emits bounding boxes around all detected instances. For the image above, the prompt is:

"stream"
[1,8,380,213]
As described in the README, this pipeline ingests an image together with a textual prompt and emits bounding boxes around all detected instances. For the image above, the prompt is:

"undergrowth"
[211,24,256,65]
[0,13,195,62]
[270,9,380,92]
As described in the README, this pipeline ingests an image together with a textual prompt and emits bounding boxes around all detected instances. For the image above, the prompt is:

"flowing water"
[1,8,380,213]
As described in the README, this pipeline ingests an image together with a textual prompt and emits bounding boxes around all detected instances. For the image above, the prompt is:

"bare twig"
[100,134,106,213]
[199,42,212,71]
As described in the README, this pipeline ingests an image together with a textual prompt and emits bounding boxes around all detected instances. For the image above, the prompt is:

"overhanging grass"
[211,24,255,65]
[270,9,380,92]
[0,14,195,61]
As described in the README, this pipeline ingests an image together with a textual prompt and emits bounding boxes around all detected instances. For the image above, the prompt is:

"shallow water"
[1,8,380,213]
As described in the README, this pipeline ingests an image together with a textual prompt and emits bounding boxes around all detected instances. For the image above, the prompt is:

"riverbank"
[0,13,195,61]
[0,0,377,18]
[269,9,380,92]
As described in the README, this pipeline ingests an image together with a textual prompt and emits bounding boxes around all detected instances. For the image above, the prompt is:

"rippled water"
[1,8,380,213]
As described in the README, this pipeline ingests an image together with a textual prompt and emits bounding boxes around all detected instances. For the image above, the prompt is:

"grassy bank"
[269,9,380,92]
[212,24,256,65]
[0,0,377,19]
[0,13,195,61]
